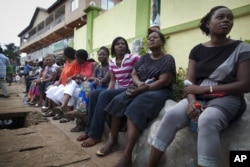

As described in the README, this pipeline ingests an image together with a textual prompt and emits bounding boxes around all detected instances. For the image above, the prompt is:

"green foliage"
[139,37,167,56]
[173,67,187,102]
[244,39,250,44]
[139,37,149,56]
[3,43,20,59]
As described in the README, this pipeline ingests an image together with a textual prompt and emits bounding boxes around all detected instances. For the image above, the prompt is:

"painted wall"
[92,0,137,49]
[160,0,250,68]
[164,12,250,68]
[74,0,250,68]
[161,0,250,28]
[231,15,250,40]
[74,25,87,50]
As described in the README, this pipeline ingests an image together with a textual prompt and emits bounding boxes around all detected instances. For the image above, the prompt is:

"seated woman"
[35,54,57,107]
[25,61,43,94]
[76,37,140,147]
[64,46,110,131]
[41,55,64,110]
[87,46,110,90]
[27,61,45,105]
[54,49,97,121]
[146,6,250,167]
[45,47,79,117]
[96,30,176,167]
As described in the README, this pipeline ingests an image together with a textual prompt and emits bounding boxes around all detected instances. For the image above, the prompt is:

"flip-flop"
[59,118,71,123]
[34,103,42,107]
[81,138,101,148]
[43,110,55,117]
[28,101,35,105]
[96,144,120,157]
[77,133,89,141]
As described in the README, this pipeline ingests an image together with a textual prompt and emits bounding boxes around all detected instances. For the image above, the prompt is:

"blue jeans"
[86,88,126,139]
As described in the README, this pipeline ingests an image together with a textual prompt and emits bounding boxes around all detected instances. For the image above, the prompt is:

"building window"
[71,0,79,12]
[101,0,115,10]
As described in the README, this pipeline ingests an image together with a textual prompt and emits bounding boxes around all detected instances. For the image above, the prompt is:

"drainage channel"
[0,112,28,129]
[0,111,48,129]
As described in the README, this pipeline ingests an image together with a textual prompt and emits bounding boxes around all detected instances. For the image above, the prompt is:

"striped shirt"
[109,53,140,88]
[0,53,10,79]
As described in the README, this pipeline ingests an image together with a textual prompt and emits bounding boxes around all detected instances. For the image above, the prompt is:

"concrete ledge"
[114,93,250,167]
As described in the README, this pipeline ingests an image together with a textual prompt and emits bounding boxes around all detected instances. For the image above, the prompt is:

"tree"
[3,43,20,59]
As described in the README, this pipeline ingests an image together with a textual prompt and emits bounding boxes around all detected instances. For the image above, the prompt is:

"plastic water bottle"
[190,102,202,133]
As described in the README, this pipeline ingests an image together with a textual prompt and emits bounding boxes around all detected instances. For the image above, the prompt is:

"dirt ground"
[0,81,123,167]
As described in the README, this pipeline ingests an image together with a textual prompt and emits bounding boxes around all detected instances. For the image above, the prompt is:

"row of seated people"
[40,31,175,167]
[24,6,250,166]
[44,46,110,132]
[25,54,63,106]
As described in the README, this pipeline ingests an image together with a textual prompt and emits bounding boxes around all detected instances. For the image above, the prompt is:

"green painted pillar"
[84,6,101,52]
[135,0,151,38]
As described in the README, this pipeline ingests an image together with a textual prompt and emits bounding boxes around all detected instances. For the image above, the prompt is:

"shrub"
[173,67,187,102]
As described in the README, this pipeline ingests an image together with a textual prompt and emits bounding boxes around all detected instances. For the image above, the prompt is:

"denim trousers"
[86,88,126,139]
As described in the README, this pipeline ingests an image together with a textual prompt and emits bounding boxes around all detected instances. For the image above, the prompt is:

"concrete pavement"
[0,82,123,167]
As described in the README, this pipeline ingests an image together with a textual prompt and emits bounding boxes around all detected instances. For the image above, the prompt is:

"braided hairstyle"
[199,6,229,36]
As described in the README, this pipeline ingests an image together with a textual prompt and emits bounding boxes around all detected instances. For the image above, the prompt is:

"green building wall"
[74,0,250,68]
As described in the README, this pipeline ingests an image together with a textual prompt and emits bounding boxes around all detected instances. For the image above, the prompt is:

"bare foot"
[96,142,119,157]
[115,156,132,167]
[81,138,101,147]
[76,132,89,141]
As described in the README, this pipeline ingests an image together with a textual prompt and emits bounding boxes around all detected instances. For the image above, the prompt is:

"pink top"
[109,53,140,88]
[79,61,93,78]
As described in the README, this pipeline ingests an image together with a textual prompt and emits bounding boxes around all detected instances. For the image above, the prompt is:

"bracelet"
[209,86,213,93]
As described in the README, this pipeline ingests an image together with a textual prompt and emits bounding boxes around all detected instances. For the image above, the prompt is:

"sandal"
[96,143,120,156]
[28,101,35,105]
[34,103,42,107]
[41,106,48,110]
[59,118,71,123]
[52,113,63,120]
[77,133,89,141]
[43,110,55,117]
[81,138,101,148]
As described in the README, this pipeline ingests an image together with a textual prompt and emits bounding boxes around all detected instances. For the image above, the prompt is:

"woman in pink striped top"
[76,37,140,147]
